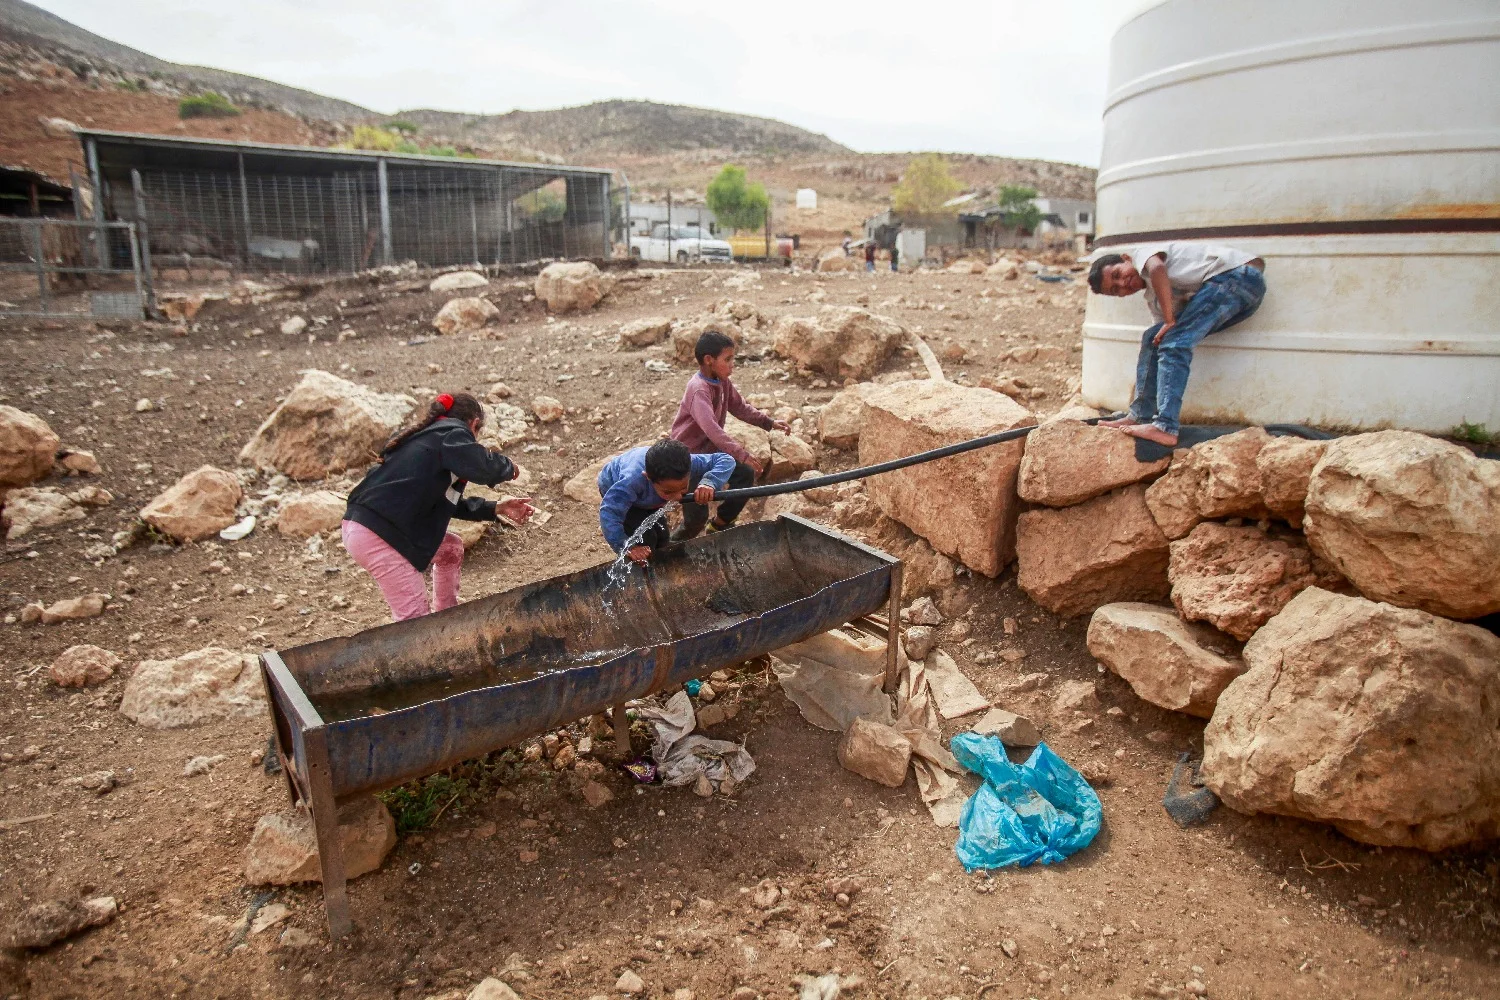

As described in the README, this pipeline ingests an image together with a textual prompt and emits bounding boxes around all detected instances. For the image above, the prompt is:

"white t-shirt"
[1130,242,1260,322]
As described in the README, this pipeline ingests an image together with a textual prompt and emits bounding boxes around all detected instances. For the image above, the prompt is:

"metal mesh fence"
[116,159,612,279]
[0,218,144,319]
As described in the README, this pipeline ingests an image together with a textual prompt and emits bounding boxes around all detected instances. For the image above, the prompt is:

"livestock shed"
[75,130,614,276]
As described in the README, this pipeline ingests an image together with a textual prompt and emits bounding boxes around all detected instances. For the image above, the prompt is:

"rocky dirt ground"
[0,259,1496,1000]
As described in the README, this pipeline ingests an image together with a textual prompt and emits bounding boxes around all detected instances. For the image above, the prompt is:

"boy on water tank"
[1089,243,1266,447]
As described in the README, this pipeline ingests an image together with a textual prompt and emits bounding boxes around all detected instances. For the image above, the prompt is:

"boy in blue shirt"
[598,439,735,564]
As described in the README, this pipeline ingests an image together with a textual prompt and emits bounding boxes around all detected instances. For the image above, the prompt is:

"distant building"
[75,129,614,275]
[795,189,817,210]
[866,193,1096,260]
[1033,197,1095,240]
[627,202,720,236]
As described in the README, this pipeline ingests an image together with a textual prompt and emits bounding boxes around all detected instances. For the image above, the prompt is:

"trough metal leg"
[612,702,632,760]
[304,728,352,938]
[883,563,904,693]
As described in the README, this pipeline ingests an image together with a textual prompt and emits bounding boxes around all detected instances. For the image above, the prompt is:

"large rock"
[40,594,105,624]
[1016,485,1170,617]
[617,316,672,348]
[0,406,59,488]
[772,307,905,381]
[140,465,242,541]
[1169,522,1343,641]
[535,261,605,313]
[1256,437,1327,528]
[860,380,1034,576]
[429,270,488,293]
[816,251,858,273]
[276,490,346,538]
[432,296,500,335]
[723,416,815,483]
[3,896,117,949]
[670,315,742,364]
[1086,603,1243,718]
[49,645,121,688]
[118,647,266,728]
[1017,419,1169,507]
[818,384,872,450]
[240,371,415,480]
[243,796,397,884]
[1202,588,1500,851]
[1303,430,1500,619]
[1144,427,1273,539]
[3,486,85,538]
[836,718,911,788]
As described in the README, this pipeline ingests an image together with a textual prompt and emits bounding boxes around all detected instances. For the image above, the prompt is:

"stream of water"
[600,502,677,612]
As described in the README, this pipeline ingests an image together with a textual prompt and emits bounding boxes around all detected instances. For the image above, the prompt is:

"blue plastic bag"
[950,735,1102,870]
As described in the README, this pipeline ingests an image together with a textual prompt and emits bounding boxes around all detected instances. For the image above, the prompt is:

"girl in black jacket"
[341,392,532,620]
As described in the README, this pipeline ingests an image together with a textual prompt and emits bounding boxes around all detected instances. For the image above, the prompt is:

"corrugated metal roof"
[74,128,613,176]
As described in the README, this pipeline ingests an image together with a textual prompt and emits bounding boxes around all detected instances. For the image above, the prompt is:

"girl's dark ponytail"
[381,391,485,457]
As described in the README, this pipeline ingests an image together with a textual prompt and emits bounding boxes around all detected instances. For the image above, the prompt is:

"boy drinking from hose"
[1089,243,1266,447]
[668,329,790,541]
[598,439,735,564]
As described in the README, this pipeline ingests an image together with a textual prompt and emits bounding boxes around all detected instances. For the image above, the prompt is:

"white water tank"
[1082,0,1500,432]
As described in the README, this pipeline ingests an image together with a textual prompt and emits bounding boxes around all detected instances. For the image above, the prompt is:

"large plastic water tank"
[1082,0,1499,432]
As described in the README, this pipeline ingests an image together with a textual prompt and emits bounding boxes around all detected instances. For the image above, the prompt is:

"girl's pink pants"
[341,520,464,621]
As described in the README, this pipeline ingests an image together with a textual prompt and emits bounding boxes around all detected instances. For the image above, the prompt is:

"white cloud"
[30,0,1131,164]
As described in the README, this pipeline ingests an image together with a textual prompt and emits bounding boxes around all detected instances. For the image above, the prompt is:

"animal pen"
[75,130,615,279]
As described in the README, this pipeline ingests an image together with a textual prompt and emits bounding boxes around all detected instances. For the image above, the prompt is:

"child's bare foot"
[1120,424,1179,447]
[1099,415,1140,428]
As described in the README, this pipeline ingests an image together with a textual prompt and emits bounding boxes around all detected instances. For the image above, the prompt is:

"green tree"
[344,124,401,152]
[386,120,419,136]
[997,184,1042,234]
[891,153,962,215]
[706,164,770,233]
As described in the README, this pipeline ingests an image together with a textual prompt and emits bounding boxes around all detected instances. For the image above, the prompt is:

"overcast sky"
[31,0,1138,166]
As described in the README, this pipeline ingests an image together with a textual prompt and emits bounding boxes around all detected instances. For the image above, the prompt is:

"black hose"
[710,416,1103,501]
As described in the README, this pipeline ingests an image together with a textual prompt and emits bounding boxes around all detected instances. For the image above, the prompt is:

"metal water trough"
[260,514,902,935]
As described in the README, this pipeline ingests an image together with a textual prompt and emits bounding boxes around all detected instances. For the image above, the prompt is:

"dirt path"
[0,262,1495,1000]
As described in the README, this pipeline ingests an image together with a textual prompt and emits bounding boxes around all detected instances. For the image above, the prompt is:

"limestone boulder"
[428,270,488,293]
[817,251,858,273]
[535,261,605,313]
[57,448,100,475]
[617,316,672,348]
[1016,485,1170,617]
[432,296,499,335]
[240,371,415,480]
[1256,437,1327,528]
[3,486,85,538]
[986,258,1020,280]
[140,465,242,541]
[1169,522,1344,641]
[860,380,1034,576]
[1017,419,1169,507]
[276,490,346,538]
[772,307,905,381]
[1145,427,1273,539]
[49,645,121,687]
[1303,430,1500,619]
[40,594,105,624]
[670,315,742,364]
[1086,603,1243,718]
[818,384,872,450]
[836,718,911,788]
[531,396,564,423]
[0,405,60,487]
[119,647,266,728]
[479,402,531,449]
[243,795,397,884]
[1202,588,1500,850]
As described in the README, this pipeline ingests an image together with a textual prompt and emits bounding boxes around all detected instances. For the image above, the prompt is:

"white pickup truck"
[629,225,733,264]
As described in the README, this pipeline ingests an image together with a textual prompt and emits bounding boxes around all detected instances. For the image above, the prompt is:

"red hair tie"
[436,393,455,411]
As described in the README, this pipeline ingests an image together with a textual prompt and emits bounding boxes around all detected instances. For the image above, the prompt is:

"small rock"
[752,880,781,909]
[836,717,911,787]
[40,594,105,624]
[581,780,614,808]
[243,796,396,884]
[903,625,936,661]
[1000,938,1018,958]
[906,597,942,626]
[433,296,500,336]
[278,926,317,949]
[692,773,714,798]
[1185,980,1208,997]
[249,902,289,935]
[48,645,119,687]
[280,316,308,336]
[183,754,227,777]
[615,969,645,995]
[469,978,522,1000]
[485,382,513,402]
[429,270,488,293]
[970,708,1041,747]
[532,396,565,423]
[58,449,100,475]
[1053,679,1098,713]
[3,896,117,948]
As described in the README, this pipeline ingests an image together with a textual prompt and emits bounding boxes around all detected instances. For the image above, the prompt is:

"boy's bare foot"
[1099,415,1140,428]
[1120,424,1179,447]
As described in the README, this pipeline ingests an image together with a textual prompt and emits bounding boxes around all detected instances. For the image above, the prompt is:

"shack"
[75,130,614,276]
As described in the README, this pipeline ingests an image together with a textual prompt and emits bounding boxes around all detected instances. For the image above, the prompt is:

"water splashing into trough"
[601,502,678,612]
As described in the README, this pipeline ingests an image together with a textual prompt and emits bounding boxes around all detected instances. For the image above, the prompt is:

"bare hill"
[388,101,852,161]
[0,0,370,121]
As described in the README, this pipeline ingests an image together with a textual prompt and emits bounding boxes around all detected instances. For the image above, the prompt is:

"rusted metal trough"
[260,514,902,935]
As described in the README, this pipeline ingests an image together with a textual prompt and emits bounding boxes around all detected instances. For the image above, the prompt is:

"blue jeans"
[1128,265,1266,435]
[866,261,876,272]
